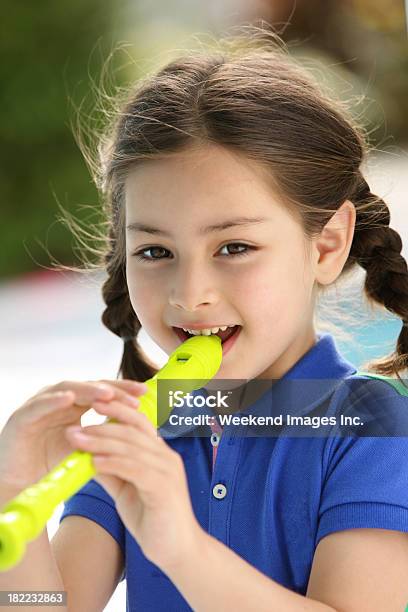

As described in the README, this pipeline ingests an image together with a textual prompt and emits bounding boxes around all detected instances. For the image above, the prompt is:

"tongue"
[184,325,239,343]
[216,325,239,343]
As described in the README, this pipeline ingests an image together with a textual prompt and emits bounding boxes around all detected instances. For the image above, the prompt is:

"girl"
[1,25,408,611]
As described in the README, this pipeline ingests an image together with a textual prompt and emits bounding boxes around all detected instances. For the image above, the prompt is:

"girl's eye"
[132,243,254,262]
[134,246,170,261]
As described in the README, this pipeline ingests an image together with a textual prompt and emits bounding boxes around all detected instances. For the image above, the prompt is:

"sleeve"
[316,384,408,548]
[59,479,126,582]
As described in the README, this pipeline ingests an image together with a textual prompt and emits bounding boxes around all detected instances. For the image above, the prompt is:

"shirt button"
[210,433,221,447]
[212,483,227,499]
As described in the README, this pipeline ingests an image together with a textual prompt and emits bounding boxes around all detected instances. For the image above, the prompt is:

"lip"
[172,325,242,356]
[221,325,241,356]
[173,323,238,331]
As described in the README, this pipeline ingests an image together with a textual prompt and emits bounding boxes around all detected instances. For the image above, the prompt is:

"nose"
[168,261,219,311]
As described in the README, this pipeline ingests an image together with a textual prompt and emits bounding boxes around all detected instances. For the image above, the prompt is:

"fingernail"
[129,381,148,392]
[126,394,140,407]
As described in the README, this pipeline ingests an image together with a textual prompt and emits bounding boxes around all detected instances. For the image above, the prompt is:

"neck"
[206,325,318,417]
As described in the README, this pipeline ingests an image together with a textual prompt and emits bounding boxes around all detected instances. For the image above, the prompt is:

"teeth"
[182,324,235,336]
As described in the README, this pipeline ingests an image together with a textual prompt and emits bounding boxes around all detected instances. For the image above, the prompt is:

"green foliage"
[0,1,128,278]
[2,2,406,279]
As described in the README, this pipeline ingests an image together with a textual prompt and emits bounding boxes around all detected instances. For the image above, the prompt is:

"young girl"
[1,25,408,611]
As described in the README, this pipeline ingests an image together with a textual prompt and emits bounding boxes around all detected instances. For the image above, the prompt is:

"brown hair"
[74,25,408,386]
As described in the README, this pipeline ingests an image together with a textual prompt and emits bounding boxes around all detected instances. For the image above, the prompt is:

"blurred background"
[0,1,407,609]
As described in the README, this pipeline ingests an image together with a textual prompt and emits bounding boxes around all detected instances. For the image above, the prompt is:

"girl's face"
[125,144,318,385]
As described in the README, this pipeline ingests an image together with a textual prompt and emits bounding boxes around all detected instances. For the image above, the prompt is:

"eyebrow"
[126,216,269,237]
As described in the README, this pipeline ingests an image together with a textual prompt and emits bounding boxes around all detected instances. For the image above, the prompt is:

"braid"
[348,176,408,384]
[89,32,408,387]
[101,225,159,382]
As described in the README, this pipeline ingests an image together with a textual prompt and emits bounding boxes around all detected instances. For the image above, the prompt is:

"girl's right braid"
[101,228,158,382]
[349,176,408,379]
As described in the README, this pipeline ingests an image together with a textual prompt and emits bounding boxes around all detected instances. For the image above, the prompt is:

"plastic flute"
[0,334,222,571]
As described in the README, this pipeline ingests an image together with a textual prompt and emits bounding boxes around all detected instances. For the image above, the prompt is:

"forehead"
[123,144,303,239]
[124,144,276,206]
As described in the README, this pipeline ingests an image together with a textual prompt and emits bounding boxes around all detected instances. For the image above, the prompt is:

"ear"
[313,200,356,285]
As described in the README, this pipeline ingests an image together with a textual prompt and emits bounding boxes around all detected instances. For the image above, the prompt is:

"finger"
[52,381,115,405]
[98,379,148,395]
[92,400,158,439]
[97,379,148,399]
[93,380,149,410]
[53,380,143,413]
[66,421,161,455]
[67,430,167,480]
[66,429,152,459]
[15,391,76,428]
[91,455,165,493]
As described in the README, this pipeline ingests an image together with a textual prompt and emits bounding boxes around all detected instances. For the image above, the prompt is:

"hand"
[65,397,203,572]
[0,379,147,493]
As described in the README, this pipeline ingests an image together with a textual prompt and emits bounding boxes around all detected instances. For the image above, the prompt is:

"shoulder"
[327,372,408,437]
[316,374,408,549]
[333,371,408,404]
[322,372,408,472]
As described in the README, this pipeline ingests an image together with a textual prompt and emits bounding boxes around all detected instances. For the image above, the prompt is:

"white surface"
[0,271,168,611]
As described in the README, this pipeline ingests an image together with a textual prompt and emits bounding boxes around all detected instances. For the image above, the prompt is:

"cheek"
[126,273,161,328]
[273,258,315,328]
[239,252,313,326]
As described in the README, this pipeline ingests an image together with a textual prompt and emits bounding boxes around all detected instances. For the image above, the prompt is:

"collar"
[158,333,357,439]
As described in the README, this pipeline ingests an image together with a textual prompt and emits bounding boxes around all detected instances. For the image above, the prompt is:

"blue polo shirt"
[60,333,408,610]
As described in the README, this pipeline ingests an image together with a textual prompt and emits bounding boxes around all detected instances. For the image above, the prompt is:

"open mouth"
[172,325,241,345]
